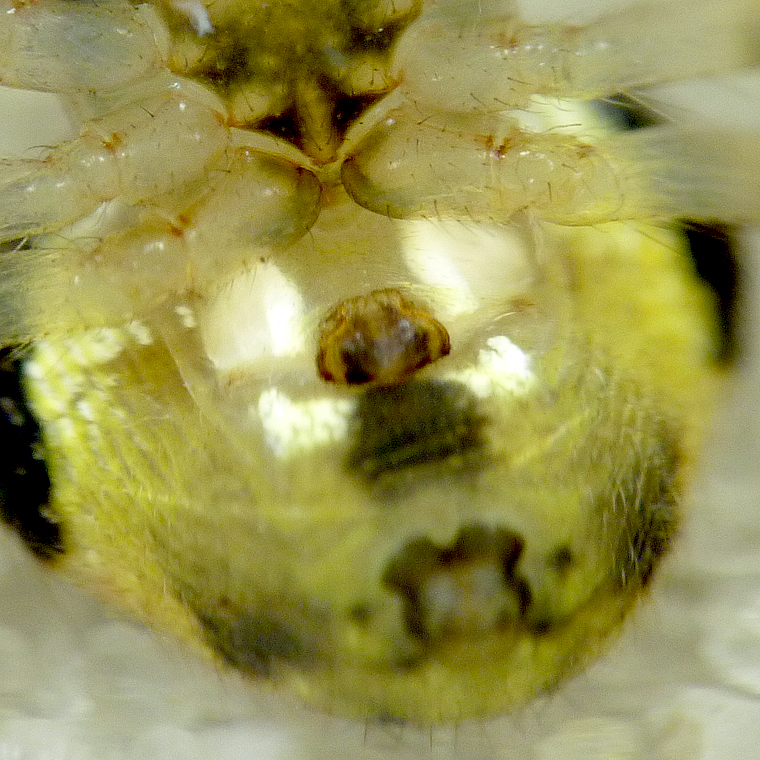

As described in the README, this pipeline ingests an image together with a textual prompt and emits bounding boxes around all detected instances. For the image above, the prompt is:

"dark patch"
[383,538,440,640]
[342,352,374,385]
[256,92,384,152]
[343,0,420,45]
[0,348,62,559]
[368,711,408,738]
[548,545,574,574]
[348,380,485,480]
[256,107,304,147]
[374,712,406,725]
[615,439,680,588]
[193,31,252,92]
[621,500,679,588]
[347,23,402,55]
[681,221,741,364]
[164,7,401,151]
[332,92,382,134]
[593,94,664,131]
[197,609,308,677]
[382,524,530,643]
[348,602,373,626]
[527,618,554,635]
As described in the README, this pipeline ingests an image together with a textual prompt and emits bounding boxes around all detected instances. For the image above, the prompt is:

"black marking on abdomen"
[0,348,63,559]
[347,380,486,481]
[196,608,311,677]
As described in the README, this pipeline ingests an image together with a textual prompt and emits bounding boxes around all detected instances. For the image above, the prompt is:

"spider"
[0,0,757,725]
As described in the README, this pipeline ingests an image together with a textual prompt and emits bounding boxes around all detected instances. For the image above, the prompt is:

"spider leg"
[0,82,231,242]
[0,146,321,340]
[395,0,760,112]
[0,0,167,93]
[343,103,760,226]
[344,0,760,226]
[342,107,638,225]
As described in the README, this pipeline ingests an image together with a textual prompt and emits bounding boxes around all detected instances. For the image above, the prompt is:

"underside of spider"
[0,0,755,723]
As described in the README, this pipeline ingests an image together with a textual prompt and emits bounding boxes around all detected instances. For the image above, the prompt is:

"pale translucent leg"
[0,147,321,341]
[0,83,230,241]
[610,126,760,223]
[343,105,760,225]
[395,0,760,112]
[345,0,760,227]
[0,0,168,93]
[341,108,636,225]
[342,105,760,225]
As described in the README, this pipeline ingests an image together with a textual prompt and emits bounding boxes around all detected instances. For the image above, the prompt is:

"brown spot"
[101,132,124,152]
[490,129,522,160]
[317,289,450,386]
[169,216,188,236]
[508,296,536,313]
[575,143,596,159]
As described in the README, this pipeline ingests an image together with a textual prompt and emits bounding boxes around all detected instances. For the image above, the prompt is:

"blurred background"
[0,0,759,757]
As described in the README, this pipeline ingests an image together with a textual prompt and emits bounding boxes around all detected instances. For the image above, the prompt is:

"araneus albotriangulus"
[0,0,757,723]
